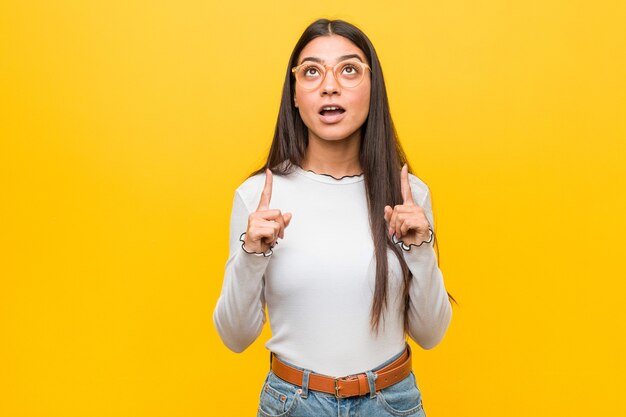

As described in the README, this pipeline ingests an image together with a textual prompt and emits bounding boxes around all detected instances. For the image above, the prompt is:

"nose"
[320,66,340,95]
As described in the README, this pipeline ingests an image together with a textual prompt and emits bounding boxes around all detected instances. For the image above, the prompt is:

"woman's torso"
[237,166,408,376]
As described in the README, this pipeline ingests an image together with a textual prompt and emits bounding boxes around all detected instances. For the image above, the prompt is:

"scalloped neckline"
[293,166,365,184]
[305,169,363,180]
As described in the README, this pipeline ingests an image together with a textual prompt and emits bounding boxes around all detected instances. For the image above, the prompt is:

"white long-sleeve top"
[213,165,452,377]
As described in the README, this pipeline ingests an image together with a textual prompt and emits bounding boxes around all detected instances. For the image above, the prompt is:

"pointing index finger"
[400,164,415,205]
[257,168,273,210]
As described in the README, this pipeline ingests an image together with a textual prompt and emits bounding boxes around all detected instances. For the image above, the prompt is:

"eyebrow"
[299,54,364,65]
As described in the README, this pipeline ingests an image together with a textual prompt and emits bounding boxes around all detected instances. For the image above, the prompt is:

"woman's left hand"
[384,164,432,246]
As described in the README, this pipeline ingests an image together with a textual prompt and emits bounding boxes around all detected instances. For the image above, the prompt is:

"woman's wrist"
[239,232,275,257]
[392,227,434,251]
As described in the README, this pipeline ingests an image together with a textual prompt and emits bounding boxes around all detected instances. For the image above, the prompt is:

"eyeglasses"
[291,59,371,91]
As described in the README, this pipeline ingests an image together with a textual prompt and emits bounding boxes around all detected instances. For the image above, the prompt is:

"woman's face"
[294,35,371,143]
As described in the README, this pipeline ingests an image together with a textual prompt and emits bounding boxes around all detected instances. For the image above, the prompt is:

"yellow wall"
[1,1,625,416]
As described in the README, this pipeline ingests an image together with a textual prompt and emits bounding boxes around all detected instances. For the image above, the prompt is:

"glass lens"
[296,63,325,90]
[334,60,365,88]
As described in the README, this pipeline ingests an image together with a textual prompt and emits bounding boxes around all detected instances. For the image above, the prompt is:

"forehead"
[297,35,367,65]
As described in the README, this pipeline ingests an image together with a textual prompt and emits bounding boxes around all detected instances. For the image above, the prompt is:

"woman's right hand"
[243,168,293,254]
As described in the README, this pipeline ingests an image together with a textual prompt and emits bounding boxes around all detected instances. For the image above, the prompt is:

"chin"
[311,126,362,142]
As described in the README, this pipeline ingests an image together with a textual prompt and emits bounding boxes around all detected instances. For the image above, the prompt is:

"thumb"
[384,205,392,223]
[283,212,293,228]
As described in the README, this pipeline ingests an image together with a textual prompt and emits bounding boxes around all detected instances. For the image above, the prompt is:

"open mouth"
[319,106,346,117]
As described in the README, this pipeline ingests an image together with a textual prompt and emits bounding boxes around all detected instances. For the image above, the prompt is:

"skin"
[243,169,292,254]
[294,35,371,178]
[243,36,430,253]
[384,164,432,246]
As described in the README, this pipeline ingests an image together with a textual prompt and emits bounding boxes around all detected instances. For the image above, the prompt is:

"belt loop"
[365,370,377,399]
[301,370,311,399]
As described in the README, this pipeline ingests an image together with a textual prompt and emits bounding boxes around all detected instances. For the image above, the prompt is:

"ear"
[294,97,298,108]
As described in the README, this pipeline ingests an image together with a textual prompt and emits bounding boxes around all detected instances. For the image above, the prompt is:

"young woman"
[213,18,454,417]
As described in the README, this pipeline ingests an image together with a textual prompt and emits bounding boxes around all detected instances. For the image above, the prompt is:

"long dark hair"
[250,18,456,333]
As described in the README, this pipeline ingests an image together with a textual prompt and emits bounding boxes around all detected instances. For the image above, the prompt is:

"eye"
[303,65,321,77]
[340,63,361,76]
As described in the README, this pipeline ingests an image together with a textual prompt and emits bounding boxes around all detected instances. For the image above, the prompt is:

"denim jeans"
[257,348,426,417]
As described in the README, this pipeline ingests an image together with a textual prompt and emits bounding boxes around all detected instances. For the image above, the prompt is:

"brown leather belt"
[270,345,412,398]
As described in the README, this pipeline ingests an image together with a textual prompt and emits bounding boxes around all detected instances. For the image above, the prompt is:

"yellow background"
[1,1,625,416]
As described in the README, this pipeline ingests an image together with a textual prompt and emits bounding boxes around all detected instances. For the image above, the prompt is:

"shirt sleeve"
[402,180,453,349]
[212,190,271,353]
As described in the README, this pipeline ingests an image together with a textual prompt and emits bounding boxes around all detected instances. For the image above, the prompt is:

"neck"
[302,130,362,177]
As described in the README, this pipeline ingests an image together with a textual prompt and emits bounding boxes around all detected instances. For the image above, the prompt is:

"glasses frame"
[291,60,372,91]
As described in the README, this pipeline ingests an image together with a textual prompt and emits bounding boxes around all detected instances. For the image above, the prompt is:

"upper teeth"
[323,106,340,111]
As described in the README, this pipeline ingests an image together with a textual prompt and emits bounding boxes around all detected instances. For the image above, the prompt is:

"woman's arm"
[400,177,453,349]
[212,190,271,353]
[384,168,453,349]
[213,171,292,353]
